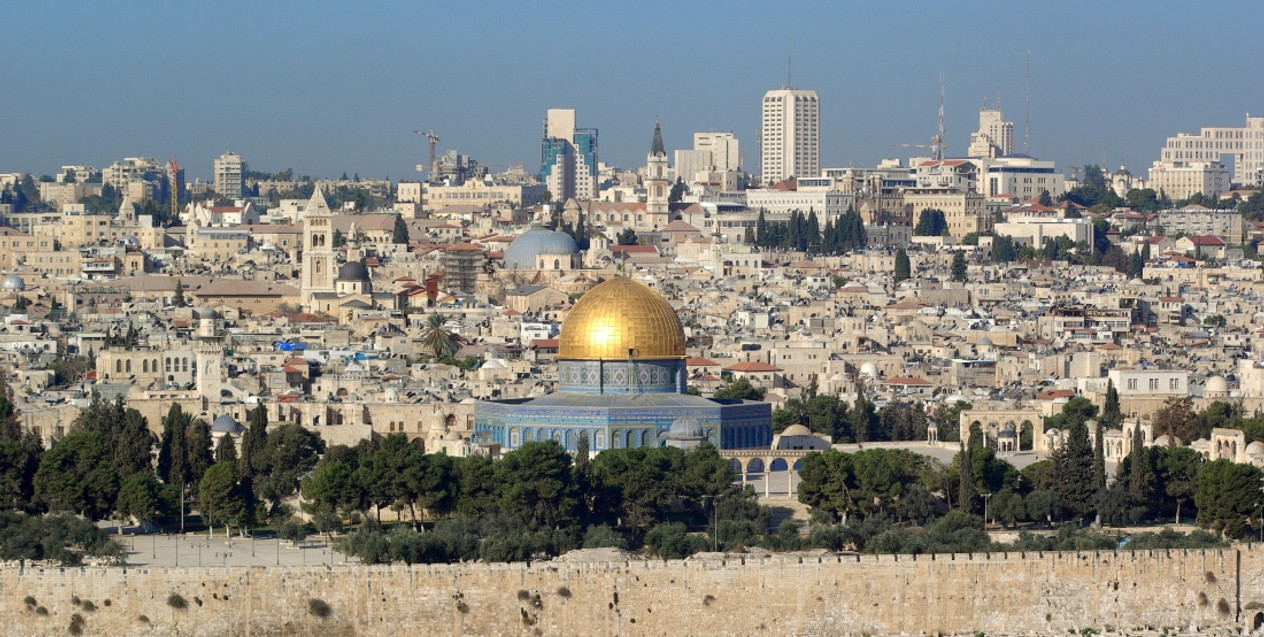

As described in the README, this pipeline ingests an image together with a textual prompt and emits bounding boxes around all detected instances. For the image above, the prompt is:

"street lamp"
[701,495,718,552]
[981,492,993,531]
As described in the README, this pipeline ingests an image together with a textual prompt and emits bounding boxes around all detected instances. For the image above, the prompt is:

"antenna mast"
[787,39,792,89]
[934,74,945,161]
[1025,49,1031,154]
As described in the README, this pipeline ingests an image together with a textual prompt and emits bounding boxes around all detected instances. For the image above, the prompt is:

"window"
[1169,378,1179,391]
[1127,378,1137,391]
[1149,378,1159,391]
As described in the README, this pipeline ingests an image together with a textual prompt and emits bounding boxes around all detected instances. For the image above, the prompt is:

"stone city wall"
[3,546,1264,636]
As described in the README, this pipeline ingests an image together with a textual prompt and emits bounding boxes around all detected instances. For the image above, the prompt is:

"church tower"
[300,187,336,307]
[645,121,670,230]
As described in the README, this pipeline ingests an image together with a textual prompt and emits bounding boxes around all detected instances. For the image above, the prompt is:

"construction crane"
[169,154,180,224]
[413,129,440,180]
[895,75,946,161]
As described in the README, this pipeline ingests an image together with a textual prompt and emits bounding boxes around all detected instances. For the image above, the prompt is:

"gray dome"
[666,415,705,440]
[999,426,1017,439]
[1,274,24,291]
[196,306,219,320]
[503,226,578,269]
[337,261,371,282]
[211,414,242,433]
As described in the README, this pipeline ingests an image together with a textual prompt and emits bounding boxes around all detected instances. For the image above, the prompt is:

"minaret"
[300,187,336,308]
[645,121,670,230]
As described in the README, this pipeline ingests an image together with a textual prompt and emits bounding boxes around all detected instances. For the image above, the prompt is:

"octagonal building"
[474,277,771,452]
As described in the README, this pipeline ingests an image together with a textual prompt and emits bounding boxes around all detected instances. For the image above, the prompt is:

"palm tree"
[421,313,456,360]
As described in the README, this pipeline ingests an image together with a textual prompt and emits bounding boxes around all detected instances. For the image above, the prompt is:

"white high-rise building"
[213,151,246,198]
[694,132,741,172]
[966,100,1014,159]
[760,89,819,184]
[1158,115,1264,188]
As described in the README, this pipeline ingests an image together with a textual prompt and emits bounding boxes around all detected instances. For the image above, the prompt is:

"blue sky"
[3,1,1262,182]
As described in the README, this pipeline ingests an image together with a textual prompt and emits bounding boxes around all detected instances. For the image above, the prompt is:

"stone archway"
[1251,611,1264,633]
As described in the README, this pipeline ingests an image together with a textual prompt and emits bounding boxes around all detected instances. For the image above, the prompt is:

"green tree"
[172,280,187,308]
[1038,189,1053,206]
[991,235,1018,262]
[392,213,409,244]
[893,248,911,283]
[1194,459,1264,538]
[238,405,268,480]
[33,430,118,520]
[1156,446,1202,524]
[198,461,246,537]
[713,377,765,401]
[494,440,578,531]
[420,312,457,360]
[1050,416,1096,520]
[1101,380,1122,429]
[302,458,363,517]
[116,471,162,528]
[254,423,325,517]
[668,178,687,204]
[913,209,947,236]
[617,227,638,246]
[214,432,238,465]
[950,251,968,282]
[0,428,42,513]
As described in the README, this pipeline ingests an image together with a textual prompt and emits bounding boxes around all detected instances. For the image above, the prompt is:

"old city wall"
[4,547,1264,636]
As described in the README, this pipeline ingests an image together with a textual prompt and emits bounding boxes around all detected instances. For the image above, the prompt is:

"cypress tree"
[1093,420,1106,492]
[894,248,911,283]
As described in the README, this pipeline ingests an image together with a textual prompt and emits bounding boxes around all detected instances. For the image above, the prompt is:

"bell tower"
[300,187,336,307]
[645,121,670,230]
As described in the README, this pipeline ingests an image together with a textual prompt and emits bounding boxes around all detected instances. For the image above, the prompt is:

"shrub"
[456,601,469,614]
[69,613,85,635]
[582,525,627,550]
[35,606,48,616]
[70,596,81,606]
[81,600,96,612]
[167,593,187,610]
[556,586,572,599]
[516,589,530,601]
[308,598,332,619]
[138,615,149,623]
[23,596,36,607]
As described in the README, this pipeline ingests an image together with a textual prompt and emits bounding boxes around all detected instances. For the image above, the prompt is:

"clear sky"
[3,1,1262,182]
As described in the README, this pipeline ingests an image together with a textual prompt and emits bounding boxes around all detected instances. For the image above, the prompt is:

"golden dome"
[559,277,685,360]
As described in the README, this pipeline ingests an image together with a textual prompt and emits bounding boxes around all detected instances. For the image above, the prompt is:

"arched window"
[509,427,521,447]
[142,360,148,373]
[165,357,171,372]
[553,259,560,270]
[125,360,131,373]
[182,357,189,372]
[115,360,122,373]
[595,430,605,449]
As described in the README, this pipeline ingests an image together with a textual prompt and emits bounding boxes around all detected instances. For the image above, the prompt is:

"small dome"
[781,424,812,437]
[859,362,879,380]
[667,415,705,440]
[978,336,994,347]
[337,261,371,282]
[1205,375,1229,395]
[196,306,220,320]
[1154,434,1183,448]
[0,274,24,291]
[211,414,242,433]
[384,388,400,402]
[1247,441,1264,456]
[443,430,462,441]
[999,426,1017,439]
[503,226,579,270]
